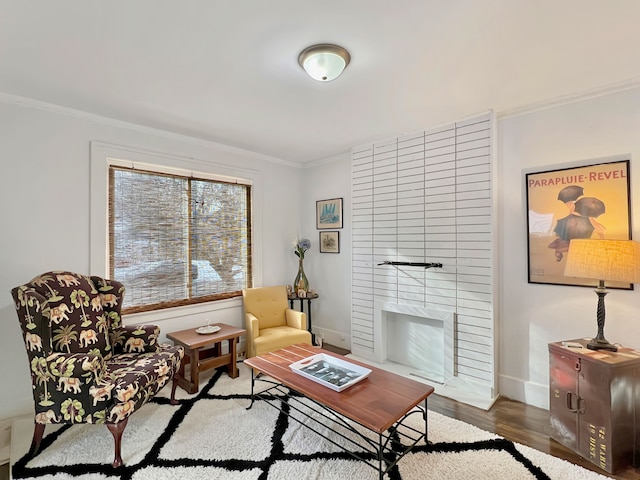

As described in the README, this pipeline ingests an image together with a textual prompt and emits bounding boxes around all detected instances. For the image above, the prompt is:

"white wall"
[0,98,304,421]
[299,154,352,349]
[498,86,640,408]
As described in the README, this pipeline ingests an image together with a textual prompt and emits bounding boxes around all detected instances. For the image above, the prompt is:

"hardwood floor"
[322,343,639,479]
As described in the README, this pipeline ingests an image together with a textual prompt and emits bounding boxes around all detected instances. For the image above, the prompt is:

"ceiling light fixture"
[298,44,350,82]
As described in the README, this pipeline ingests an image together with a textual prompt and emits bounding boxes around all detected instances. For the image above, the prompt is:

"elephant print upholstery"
[11,271,184,468]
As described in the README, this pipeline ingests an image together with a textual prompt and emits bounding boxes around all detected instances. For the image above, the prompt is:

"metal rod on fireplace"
[377,260,443,269]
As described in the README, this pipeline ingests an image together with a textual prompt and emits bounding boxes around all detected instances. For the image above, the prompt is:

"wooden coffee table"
[244,344,434,479]
[167,323,246,394]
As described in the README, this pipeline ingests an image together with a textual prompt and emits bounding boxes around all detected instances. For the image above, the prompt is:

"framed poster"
[526,159,631,288]
[316,198,343,229]
[319,231,340,253]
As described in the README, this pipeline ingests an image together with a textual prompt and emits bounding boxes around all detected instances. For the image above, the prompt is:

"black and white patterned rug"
[11,363,609,480]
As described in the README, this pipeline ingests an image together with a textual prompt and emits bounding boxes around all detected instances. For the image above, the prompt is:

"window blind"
[109,165,252,313]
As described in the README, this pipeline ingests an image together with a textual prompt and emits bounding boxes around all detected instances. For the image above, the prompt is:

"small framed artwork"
[319,231,340,253]
[526,158,631,288]
[316,197,343,229]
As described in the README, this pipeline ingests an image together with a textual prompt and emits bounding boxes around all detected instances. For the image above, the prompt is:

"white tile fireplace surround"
[349,300,497,410]
[350,112,496,410]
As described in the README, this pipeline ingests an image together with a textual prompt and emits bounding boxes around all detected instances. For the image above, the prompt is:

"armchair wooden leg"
[29,423,45,457]
[106,418,128,468]
[170,373,179,405]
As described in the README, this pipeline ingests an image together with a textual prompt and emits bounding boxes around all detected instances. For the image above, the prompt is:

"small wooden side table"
[167,323,246,394]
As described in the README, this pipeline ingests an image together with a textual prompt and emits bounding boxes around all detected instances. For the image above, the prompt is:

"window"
[109,165,252,313]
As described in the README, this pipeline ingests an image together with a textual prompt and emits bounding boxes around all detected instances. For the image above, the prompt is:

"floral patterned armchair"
[11,271,184,467]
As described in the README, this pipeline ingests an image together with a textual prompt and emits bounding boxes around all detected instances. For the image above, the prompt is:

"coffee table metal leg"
[423,399,429,444]
[377,434,384,480]
[246,370,256,410]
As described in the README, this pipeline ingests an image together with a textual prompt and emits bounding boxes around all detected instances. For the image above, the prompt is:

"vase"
[294,258,309,294]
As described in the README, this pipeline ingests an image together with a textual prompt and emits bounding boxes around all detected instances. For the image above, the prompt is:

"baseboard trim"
[498,374,549,410]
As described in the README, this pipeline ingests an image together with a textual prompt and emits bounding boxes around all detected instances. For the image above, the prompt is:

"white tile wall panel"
[456,258,491,269]
[456,173,492,186]
[398,207,427,217]
[425,133,456,147]
[459,339,492,355]
[352,334,373,344]
[457,128,490,142]
[352,152,373,162]
[352,328,373,340]
[425,193,457,204]
[398,198,425,208]
[372,215,396,224]
[352,159,373,169]
[424,150,456,163]
[458,347,491,364]
[374,141,397,153]
[352,321,374,332]
[455,218,491,228]
[457,298,492,312]
[373,152,397,162]
[456,266,491,278]
[456,198,492,209]
[397,180,424,192]
[457,135,491,150]
[373,186,398,197]
[397,156,424,168]
[397,142,425,155]
[457,164,491,178]
[352,290,373,300]
[374,203,396,212]
[400,221,424,232]
[352,268,373,277]
[373,170,397,182]
[456,117,490,130]
[456,189,491,202]
[458,335,492,351]
[457,308,492,322]
[456,156,490,169]
[457,364,493,383]
[398,133,425,146]
[458,352,492,369]
[424,175,456,188]
[456,283,492,297]
[352,112,495,398]
[457,317,493,333]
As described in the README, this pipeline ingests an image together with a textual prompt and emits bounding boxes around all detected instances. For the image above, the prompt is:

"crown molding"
[304,151,351,169]
[0,92,298,168]
[498,77,640,120]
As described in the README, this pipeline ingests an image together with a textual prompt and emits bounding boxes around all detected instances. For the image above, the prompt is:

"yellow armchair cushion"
[253,326,312,357]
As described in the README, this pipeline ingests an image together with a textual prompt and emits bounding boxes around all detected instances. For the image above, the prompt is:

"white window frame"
[90,141,263,323]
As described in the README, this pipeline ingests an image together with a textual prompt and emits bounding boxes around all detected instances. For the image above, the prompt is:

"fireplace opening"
[374,301,456,386]
[386,312,446,383]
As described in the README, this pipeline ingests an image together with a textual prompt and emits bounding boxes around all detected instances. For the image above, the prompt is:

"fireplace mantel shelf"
[377,260,443,269]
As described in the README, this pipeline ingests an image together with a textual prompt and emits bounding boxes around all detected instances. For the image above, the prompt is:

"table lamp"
[564,239,640,352]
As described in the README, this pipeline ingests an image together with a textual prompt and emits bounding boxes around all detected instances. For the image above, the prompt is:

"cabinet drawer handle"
[566,392,578,412]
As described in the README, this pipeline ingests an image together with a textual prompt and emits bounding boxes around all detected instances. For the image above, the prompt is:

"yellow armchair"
[242,286,312,358]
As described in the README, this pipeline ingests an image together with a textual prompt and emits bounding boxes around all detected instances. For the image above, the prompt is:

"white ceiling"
[2,0,640,164]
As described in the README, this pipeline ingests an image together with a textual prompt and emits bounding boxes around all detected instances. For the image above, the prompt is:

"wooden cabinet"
[549,339,640,474]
